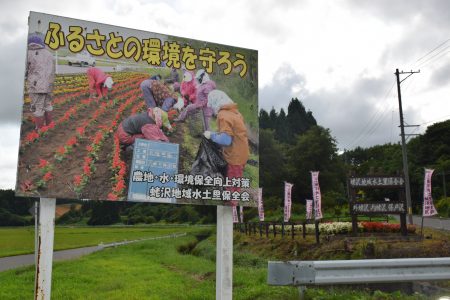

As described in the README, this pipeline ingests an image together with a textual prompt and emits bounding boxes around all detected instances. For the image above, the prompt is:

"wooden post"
[315,220,320,244]
[351,215,358,236]
[400,213,407,236]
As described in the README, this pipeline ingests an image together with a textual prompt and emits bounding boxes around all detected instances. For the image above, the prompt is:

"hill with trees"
[1,100,449,225]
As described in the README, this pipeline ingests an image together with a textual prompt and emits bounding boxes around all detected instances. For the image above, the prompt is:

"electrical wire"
[344,83,395,150]
[413,39,450,64]
[343,38,449,151]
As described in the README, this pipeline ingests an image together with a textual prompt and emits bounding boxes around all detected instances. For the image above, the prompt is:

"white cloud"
[0,0,449,189]
[0,125,20,189]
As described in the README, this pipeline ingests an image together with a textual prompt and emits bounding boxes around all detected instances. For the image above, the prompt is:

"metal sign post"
[216,205,233,300]
[35,198,56,300]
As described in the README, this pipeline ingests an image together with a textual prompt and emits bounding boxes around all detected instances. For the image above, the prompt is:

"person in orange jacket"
[204,90,249,192]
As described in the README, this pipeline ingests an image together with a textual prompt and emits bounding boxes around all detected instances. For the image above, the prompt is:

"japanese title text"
[44,22,248,77]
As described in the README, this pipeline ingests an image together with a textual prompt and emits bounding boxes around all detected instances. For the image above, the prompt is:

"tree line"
[1,99,449,225]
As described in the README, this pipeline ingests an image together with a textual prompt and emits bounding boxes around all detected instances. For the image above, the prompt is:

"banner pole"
[35,198,56,300]
[216,205,233,300]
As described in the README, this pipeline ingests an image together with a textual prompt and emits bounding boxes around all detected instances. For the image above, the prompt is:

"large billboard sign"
[16,12,258,206]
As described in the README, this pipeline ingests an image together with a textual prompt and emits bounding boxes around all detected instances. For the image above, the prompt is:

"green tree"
[287,126,345,201]
[259,129,287,198]
[87,201,121,225]
[259,109,271,129]
[275,108,289,142]
[287,98,317,140]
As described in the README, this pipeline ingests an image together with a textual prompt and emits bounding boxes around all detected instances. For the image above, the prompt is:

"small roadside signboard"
[128,139,179,203]
[348,175,407,235]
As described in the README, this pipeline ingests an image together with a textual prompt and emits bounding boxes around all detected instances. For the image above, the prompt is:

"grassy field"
[0,225,205,257]
[0,226,437,299]
[0,231,298,300]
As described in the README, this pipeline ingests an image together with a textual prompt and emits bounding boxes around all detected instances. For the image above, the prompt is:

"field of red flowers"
[16,71,186,201]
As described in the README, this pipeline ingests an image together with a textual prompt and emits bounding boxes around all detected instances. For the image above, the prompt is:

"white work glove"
[173,97,184,111]
[203,131,211,139]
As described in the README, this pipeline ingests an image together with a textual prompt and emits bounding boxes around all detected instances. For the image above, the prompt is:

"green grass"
[0,228,435,299]
[0,231,297,300]
[0,225,204,258]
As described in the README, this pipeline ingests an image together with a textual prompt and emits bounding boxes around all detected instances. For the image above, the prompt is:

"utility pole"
[395,68,420,225]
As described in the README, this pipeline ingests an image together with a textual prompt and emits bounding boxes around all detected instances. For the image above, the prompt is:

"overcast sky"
[1,0,450,189]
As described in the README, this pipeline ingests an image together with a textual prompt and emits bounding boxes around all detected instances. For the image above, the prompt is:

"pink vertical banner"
[257,188,265,221]
[239,206,244,223]
[311,171,323,219]
[306,199,313,220]
[232,206,239,223]
[423,168,438,217]
[284,182,293,222]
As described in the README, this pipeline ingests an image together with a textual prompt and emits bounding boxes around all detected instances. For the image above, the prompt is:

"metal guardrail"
[268,257,450,286]
[101,232,187,248]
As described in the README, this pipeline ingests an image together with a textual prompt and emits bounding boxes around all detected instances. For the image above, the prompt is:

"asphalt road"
[56,65,116,74]
[0,233,186,272]
[394,215,450,231]
[0,245,102,272]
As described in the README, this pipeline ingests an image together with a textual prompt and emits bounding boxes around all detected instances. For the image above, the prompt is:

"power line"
[344,39,449,151]
[417,45,450,69]
[419,114,450,126]
[344,83,395,150]
[414,39,450,64]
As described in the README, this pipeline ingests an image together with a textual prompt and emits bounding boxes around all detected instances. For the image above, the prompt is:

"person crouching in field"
[87,67,114,100]
[26,33,55,130]
[140,75,178,111]
[174,69,216,130]
[204,90,249,198]
[117,107,173,150]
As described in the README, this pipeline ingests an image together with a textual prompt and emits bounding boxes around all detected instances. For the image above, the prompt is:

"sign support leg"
[298,285,306,300]
[216,205,233,300]
[34,200,39,278]
[35,198,56,300]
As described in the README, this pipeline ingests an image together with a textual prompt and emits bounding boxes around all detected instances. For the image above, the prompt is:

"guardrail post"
[298,286,306,300]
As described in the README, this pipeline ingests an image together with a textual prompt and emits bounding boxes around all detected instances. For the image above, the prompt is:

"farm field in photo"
[16,71,153,200]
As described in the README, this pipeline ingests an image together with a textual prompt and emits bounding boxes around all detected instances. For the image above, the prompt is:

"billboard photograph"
[16,12,258,206]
